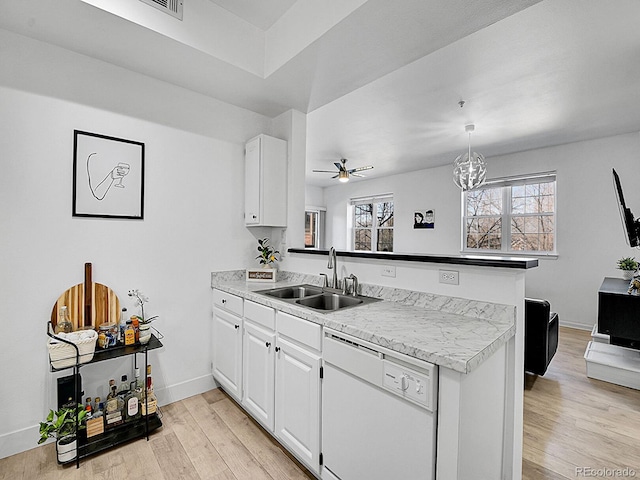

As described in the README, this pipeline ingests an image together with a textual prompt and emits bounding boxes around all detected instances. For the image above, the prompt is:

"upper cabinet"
[245,134,288,227]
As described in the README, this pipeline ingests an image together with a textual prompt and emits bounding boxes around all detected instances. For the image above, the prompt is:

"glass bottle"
[124,384,140,422]
[124,320,135,346]
[93,397,102,416]
[118,375,129,396]
[118,307,127,344]
[55,306,73,334]
[141,364,157,416]
[105,379,124,428]
[84,397,93,418]
[131,316,140,343]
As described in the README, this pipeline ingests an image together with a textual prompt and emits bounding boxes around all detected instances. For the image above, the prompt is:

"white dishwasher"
[322,329,438,480]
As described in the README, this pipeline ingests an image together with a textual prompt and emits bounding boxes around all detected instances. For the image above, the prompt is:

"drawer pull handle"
[275,346,280,352]
[265,342,271,348]
[222,299,226,304]
[234,324,239,330]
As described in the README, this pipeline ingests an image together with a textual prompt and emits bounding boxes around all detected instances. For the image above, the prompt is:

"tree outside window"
[463,174,556,254]
[353,196,394,252]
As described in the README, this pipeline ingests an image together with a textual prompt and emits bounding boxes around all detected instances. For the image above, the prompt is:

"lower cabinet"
[212,292,322,476]
[242,320,275,431]
[212,291,243,402]
[275,334,321,472]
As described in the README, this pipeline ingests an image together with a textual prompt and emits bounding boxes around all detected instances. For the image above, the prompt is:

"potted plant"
[128,289,159,345]
[247,238,280,282]
[38,404,87,463]
[256,237,280,267]
[617,257,638,280]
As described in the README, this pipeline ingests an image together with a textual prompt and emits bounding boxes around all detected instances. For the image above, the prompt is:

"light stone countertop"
[211,270,516,374]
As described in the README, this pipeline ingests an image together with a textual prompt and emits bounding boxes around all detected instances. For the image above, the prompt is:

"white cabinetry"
[275,311,322,475]
[242,301,276,432]
[212,290,243,402]
[245,134,287,227]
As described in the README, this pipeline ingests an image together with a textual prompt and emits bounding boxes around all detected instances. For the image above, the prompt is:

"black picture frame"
[72,130,145,219]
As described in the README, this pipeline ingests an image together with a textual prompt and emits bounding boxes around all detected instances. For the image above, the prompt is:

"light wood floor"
[3,327,639,479]
[523,327,640,479]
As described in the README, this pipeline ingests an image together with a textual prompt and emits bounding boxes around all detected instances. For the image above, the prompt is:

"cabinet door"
[212,308,243,401]
[242,321,275,431]
[275,335,321,473]
[245,136,261,225]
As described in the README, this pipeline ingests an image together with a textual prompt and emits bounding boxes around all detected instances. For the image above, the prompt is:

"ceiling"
[1,0,639,188]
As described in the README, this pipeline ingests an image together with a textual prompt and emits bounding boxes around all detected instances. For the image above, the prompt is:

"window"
[305,208,325,248]
[351,194,394,252]
[463,173,556,254]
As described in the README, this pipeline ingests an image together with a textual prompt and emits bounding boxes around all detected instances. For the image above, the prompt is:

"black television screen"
[613,168,640,247]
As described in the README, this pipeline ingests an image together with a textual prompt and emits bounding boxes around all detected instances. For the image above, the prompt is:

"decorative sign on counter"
[246,268,277,282]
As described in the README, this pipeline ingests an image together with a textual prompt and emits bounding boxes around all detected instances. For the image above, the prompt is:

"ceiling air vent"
[139,0,183,20]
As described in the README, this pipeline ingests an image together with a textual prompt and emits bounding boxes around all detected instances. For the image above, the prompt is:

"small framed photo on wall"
[72,130,145,219]
[414,209,435,229]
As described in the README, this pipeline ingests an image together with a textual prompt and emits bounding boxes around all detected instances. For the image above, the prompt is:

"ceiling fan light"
[338,170,349,182]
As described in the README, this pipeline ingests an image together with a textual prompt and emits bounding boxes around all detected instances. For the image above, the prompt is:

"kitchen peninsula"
[211,262,530,479]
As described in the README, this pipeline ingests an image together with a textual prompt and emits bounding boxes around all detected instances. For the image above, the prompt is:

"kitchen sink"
[296,293,363,311]
[258,284,324,299]
[256,284,381,312]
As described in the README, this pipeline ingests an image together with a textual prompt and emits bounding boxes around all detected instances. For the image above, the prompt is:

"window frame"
[462,172,557,256]
[350,194,394,252]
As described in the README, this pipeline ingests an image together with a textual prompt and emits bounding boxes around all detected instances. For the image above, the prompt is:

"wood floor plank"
[211,395,314,480]
[182,394,273,480]
[160,398,235,479]
[522,327,640,478]
[151,431,201,480]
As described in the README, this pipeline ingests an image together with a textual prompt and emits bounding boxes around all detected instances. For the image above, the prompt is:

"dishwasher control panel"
[382,359,437,411]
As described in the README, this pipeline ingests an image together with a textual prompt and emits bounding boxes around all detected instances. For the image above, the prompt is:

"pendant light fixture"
[453,124,487,191]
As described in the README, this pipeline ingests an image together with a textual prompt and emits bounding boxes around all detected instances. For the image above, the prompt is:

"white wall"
[320,132,640,330]
[0,29,271,458]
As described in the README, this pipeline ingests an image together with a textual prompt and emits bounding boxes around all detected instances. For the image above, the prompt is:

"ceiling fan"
[313,158,373,183]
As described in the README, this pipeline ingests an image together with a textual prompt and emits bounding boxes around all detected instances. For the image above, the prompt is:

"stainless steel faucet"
[348,274,358,297]
[327,247,338,289]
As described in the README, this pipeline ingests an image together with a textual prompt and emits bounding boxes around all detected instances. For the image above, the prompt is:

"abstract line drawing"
[87,154,131,201]
[73,130,144,219]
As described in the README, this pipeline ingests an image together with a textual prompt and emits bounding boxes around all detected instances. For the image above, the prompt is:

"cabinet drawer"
[245,300,275,330]
[213,289,243,316]
[277,311,322,352]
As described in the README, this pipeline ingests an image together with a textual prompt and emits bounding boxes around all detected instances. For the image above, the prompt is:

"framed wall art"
[413,209,435,229]
[72,130,145,219]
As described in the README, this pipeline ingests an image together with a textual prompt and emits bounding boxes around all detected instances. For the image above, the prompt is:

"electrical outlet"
[439,270,459,285]
[382,266,396,277]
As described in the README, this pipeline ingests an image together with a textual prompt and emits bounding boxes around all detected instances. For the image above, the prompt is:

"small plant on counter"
[128,289,159,324]
[256,238,280,267]
[617,257,638,271]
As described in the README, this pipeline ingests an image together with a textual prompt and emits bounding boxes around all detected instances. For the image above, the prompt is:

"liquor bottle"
[131,316,140,343]
[124,386,140,422]
[118,375,129,395]
[105,379,124,428]
[84,397,93,418]
[93,397,103,417]
[118,307,127,344]
[124,320,135,346]
[141,364,157,416]
[55,306,73,334]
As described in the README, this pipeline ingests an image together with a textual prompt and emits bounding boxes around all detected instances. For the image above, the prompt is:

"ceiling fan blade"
[331,174,339,179]
[334,162,344,171]
[313,169,340,173]
[351,173,366,178]
[348,165,374,173]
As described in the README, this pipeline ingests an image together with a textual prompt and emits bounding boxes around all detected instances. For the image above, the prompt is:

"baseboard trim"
[559,320,591,331]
